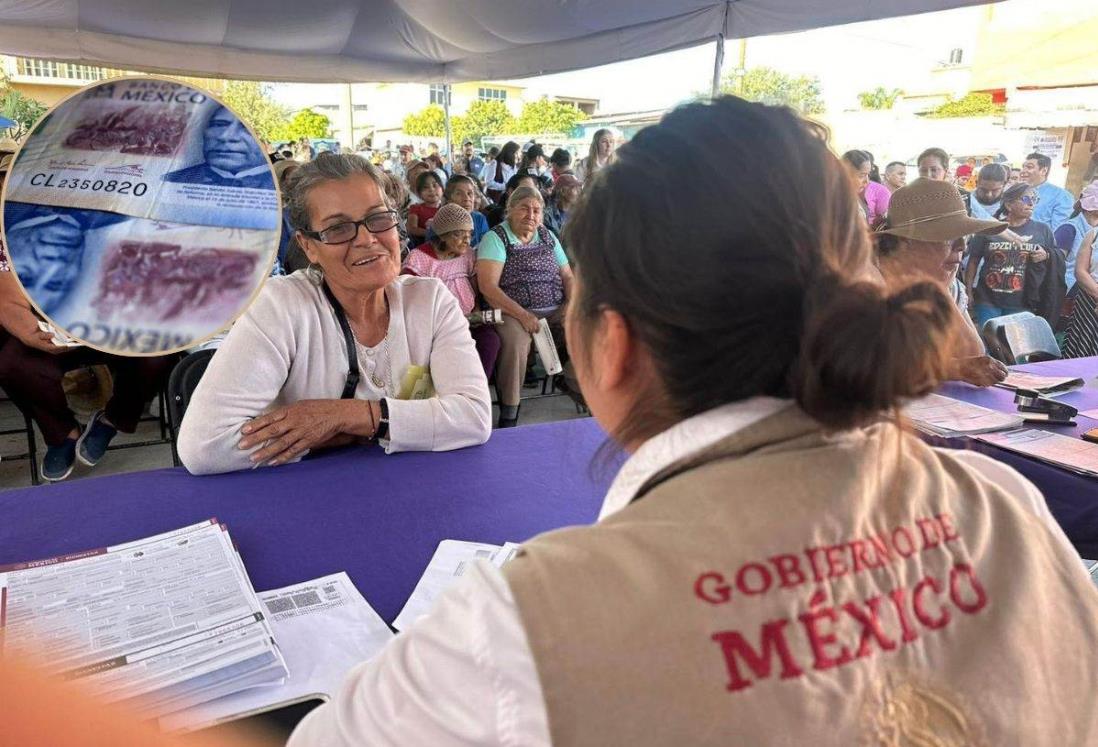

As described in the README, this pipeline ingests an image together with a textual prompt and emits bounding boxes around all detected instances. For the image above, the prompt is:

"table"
[5,359,1098,621]
[938,356,1098,557]
[0,418,613,623]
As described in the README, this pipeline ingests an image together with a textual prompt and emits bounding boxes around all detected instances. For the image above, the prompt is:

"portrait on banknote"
[0,76,279,355]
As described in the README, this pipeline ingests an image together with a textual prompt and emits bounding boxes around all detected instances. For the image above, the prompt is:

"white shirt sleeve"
[287,562,551,747]
[176,288,293,475]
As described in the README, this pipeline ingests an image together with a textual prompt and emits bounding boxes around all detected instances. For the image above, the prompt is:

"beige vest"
[506,408,1098,746]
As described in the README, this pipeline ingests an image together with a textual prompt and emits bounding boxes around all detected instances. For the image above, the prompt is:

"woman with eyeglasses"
[964,182,1064,330]
[177,153,492,475]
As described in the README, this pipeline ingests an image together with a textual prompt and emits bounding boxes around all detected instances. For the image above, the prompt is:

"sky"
[505,3,988,115]
[269,2,993,116]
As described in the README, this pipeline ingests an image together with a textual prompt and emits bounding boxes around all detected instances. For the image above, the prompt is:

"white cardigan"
[177,271,492,475]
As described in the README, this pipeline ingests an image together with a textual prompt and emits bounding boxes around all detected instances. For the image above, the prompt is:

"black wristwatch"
[376,398,390,441]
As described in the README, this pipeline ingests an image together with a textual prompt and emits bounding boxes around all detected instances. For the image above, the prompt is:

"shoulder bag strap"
[322,281,360,399]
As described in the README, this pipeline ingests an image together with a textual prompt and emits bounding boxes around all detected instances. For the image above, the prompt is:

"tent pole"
[443,83,453,162]
[711,33,725,99]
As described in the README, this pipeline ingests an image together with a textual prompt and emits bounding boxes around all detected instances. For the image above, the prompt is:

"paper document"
[1083,559,1098,591]
[904,394,1023,436]
[532,319,563,376]
[976,429,1098,477]
[0,520,287,719]
[997,372,1085,396]
[393,540,520,631]
[162,572,392,732]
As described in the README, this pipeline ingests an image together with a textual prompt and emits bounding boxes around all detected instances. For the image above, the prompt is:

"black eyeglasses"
[302,210,399,244]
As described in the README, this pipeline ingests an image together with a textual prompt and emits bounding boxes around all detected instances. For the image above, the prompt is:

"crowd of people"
[5,97,1098,744]
[841,145,1098,367]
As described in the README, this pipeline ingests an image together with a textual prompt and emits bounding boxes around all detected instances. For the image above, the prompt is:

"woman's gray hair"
[506,185,544,211]
[286,152,389,232]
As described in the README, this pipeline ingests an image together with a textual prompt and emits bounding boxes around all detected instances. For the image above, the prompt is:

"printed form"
[0,519,287,718]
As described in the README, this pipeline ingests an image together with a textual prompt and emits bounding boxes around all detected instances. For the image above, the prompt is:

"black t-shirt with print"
[968,219,1055,308]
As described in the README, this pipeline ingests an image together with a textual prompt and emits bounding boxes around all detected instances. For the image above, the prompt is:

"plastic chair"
[167,349,216,466]
[981,311,1062,365]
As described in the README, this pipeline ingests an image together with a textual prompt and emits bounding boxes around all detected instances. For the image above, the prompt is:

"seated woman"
[875,177,1009,386]
[483,172,538,229]
[477,186,573,427]
[403,203,501,378]
[289,96,1098,747]
[436,174,490,246]
[177,153,491,475]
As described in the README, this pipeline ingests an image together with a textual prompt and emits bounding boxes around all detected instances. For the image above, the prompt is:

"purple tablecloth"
[0,419,613,623]
[937,356,1098,558]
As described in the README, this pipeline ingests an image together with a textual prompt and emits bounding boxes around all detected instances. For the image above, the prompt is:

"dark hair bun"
[794,279,955,430]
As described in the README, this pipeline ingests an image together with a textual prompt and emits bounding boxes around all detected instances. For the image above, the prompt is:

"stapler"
[1014,389,1078,425]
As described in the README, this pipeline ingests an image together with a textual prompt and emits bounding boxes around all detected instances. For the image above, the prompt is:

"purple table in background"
[0,419,612,624]
[938,356,1098,558]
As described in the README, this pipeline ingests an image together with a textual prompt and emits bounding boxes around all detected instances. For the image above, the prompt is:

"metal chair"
[981,311,1062,365]
[167,349,217,466]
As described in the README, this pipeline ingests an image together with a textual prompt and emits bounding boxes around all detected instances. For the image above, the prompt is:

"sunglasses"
[1018,194,1040,207]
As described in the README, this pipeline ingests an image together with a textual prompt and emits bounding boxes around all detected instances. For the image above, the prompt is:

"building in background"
[888,0,1097,190]
[1,55,225,107]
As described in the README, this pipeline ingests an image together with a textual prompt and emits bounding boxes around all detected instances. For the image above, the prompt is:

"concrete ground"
[0,388,589,492]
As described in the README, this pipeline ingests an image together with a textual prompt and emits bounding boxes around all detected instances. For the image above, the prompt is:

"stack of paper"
[904,393,1024,437]
[393,540,520,631]
[976,429,1098,477]
[162,572,392,732]
[996,372,1085,396]
[0,520,287,719]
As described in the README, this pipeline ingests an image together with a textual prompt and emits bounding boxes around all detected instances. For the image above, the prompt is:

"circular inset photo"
[0,76,280,356]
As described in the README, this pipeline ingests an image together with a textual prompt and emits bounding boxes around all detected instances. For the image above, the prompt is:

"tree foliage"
[218,81,290,141]
[272,108,332,141]
[720,66,825,115]
[927,92,1004,119]
[857,87,903,110]
[514,99,587,135]
[0,68,48,140]
[402,104,447,137]
[452,100,515,147]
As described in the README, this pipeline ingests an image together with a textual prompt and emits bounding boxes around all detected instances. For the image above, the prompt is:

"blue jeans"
[973,303,1016,330]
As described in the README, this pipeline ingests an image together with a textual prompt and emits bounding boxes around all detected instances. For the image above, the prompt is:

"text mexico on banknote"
[4,78,278,231]
[2,202,271,353]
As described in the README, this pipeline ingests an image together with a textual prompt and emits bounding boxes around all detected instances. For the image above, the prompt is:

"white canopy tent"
[0,1,997,85]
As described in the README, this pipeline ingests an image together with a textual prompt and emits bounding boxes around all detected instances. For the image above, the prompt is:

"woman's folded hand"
[238,399,375,466]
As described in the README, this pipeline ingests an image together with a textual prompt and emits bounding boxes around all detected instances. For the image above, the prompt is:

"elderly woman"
[177,153,491,475]
[477,185,573,427]
[289,96,1098,747]
[875,178,1009,387]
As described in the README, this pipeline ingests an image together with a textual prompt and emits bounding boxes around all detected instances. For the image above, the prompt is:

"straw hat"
[879,177,1005,241]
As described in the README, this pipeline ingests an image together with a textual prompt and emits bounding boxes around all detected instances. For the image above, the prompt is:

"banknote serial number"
[30,173,148,196]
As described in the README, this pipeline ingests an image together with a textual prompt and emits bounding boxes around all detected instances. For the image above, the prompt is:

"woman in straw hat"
[875,177,1010,386]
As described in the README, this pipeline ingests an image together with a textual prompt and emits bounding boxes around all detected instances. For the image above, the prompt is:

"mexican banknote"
[3,202,275,353]
[3,78,279,231]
